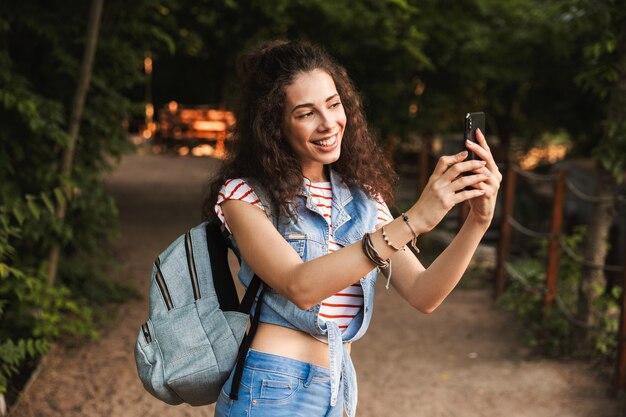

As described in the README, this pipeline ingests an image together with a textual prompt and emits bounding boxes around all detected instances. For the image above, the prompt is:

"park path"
[9,152,624,417]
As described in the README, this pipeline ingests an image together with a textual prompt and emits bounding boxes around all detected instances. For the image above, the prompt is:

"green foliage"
[149,0,626,170]
[595,119,626,183]
[408,0,602,151]
[558,0,626,181]
[0,339,48,395]
[496,226,622,360]
[568,0,623,100]
[0,193,97,393]
[0,0,170,396]
[593,286,622,357]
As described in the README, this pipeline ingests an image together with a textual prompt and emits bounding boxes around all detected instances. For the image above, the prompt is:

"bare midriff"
[250,322,351,369]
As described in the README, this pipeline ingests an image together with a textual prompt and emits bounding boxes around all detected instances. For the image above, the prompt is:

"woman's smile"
[311,132,339,150]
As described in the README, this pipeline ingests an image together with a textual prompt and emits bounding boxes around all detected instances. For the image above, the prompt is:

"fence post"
[545,169,566,308]
[615,244,626,392]
[494,163,516,299]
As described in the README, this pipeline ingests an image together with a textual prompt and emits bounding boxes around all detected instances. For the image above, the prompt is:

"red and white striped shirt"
[215,178,393,332]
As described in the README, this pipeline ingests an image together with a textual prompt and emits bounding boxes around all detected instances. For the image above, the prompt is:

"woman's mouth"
[311,134,338,150]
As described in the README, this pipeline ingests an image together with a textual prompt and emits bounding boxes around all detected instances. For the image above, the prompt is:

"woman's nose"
[318,111,336,131]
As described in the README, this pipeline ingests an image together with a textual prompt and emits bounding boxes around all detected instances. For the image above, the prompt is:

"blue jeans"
[214,349,344,417]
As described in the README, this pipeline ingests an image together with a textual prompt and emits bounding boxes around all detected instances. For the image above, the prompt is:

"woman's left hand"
[464,128,501,225]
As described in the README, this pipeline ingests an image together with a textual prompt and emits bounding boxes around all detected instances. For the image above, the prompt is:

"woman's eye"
[297,112,314,119]
[330,102,342,109]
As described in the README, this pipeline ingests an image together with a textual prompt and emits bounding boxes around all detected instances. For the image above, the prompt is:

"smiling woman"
[203,40,500,417]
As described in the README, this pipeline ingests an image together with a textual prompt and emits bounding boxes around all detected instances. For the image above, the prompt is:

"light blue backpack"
[134,221,266,406]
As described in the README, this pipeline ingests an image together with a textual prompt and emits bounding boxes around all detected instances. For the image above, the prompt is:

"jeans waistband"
[246,349,331,384]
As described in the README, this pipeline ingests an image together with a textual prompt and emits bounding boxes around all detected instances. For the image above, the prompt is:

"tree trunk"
[574,166,617,351]
[47,0,104,286]
[574,30,626,352]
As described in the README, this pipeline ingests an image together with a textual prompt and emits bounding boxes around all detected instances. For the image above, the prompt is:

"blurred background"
[1,0,626,416]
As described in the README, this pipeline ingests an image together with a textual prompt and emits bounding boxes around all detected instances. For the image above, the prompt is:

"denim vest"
[229,169,379,417]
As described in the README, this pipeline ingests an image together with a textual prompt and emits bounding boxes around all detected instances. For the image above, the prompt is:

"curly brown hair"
[202,39,397,221]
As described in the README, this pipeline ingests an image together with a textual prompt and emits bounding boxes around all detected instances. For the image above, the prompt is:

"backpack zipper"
[185,232,201,300]
[141,322,152,343]
[154,258,174,310]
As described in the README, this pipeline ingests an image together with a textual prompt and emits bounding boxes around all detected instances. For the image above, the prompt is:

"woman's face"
[282,69,346,182]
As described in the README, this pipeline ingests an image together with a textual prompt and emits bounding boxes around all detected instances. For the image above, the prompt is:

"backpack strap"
[227,178,278,401]
[229,278,265,400]
[205,219,267,400]
[205,222,240,312]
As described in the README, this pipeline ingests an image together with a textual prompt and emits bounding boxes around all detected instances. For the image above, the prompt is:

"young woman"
[204,40,501,417]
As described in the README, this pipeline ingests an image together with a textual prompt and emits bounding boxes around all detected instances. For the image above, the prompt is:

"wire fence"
[508,216,552,239]
[511,164,558,182]
[559,238,625,272]
[500,163,625,330]
[512,162,626,205]
[508,164,626,273]
[565,177,626,205]
[507,214,625,272]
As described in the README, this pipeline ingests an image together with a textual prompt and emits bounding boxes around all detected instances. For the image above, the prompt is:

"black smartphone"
[464,112,485,160]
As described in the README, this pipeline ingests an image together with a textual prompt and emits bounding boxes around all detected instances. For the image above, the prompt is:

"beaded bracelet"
[401,212,420,253]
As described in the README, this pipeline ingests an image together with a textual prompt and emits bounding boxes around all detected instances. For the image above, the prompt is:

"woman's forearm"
[407,212,490,312]
[289,213,423,308]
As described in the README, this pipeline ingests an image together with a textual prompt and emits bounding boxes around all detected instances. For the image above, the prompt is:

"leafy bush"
[496,225,622,361]
[0,0,174,397]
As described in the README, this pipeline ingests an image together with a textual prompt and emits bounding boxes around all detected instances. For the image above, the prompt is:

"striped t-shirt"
[215,178,393,332]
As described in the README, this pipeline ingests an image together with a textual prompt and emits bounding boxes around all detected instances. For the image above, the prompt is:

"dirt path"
[9,153,624,417]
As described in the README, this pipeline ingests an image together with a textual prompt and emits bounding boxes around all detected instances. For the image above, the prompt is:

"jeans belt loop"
[303,364,315,388]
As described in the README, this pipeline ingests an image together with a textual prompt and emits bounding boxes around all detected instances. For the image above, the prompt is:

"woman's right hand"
[408,151,490,234]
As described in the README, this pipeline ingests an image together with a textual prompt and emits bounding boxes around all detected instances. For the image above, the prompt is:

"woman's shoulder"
[215,178,267,230]
[218,178,254,198]
[217,178,267,205]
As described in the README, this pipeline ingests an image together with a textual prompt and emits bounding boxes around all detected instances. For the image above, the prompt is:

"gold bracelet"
[381,226,405,251]
[401,212,420,253]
